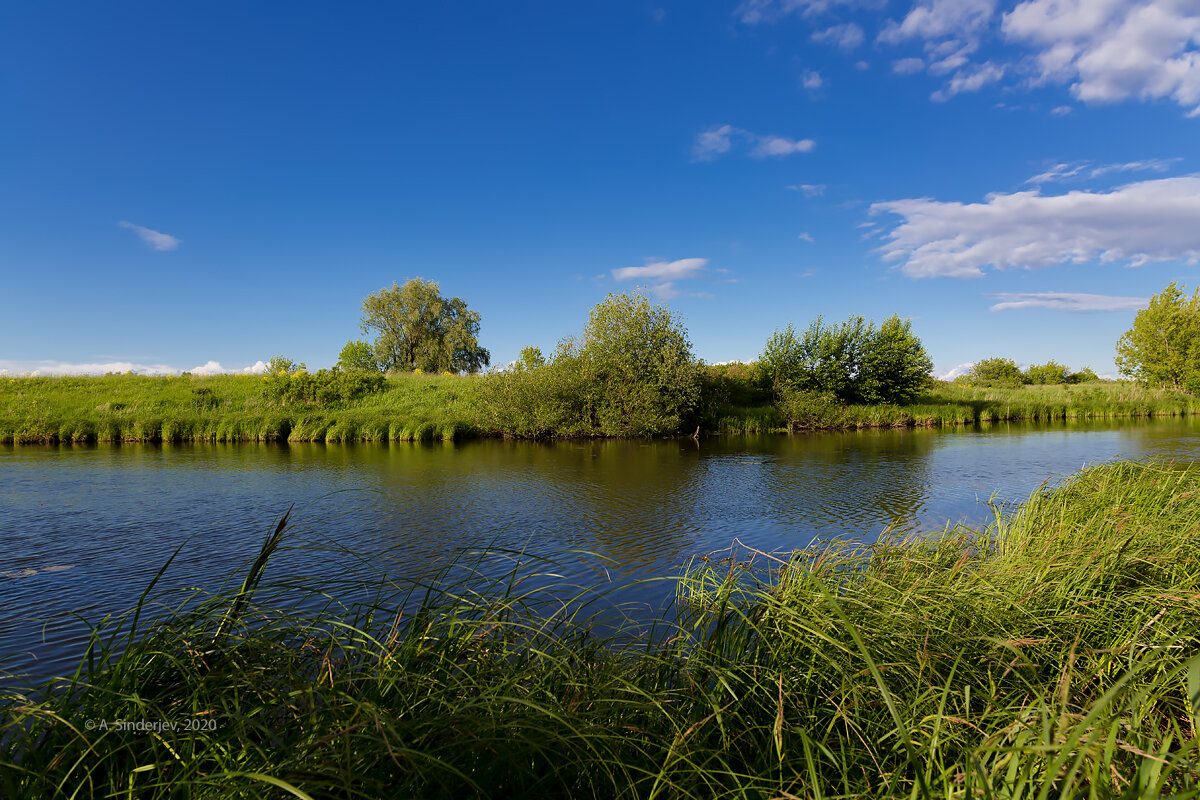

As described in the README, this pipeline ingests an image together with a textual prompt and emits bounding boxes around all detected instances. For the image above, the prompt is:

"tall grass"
[0,373,483,444]
[3,460,1198,797]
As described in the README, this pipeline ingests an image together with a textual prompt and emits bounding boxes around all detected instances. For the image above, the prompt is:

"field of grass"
[3,460,1198,797]
[1,373,1198,444]
[0,372,485,444]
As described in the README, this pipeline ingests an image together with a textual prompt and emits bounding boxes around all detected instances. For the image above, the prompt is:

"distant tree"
[337,340,381,373]
[858,315,933,404]
[1067,366,1100,384]
[360,278,490,374]
[267,355,305,375]
[1024,360,1070,385]
[1115,282,1200,392]
[966,357,1024,386]
[516,345,545,371]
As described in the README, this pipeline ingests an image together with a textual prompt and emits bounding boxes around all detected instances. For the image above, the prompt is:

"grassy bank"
[3,460,1199,797]
[1,373,1198,444]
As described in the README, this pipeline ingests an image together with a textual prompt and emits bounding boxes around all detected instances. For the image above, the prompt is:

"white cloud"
[612,257,709,282]
[938,362,975,380]
[871,175,1200,278]
[751,134,817,157]
[879,0,998,44]
[1027,158,1177,184]
[1051,104,1074,114]
[987,291,1150,311]
[931,62,1006,100]
[798,232,815,241]
[691,124,736,161]
[787,183,827,196]
[801,69,825,89]
[1003,0,1200,114]
[813,22,865,49]
[893,57,926,74]
[189,361,226,376]
[0,358,275,376]
[0,359,178,376]
[612,258,716,299]
[117,221,180,251]
[693,125,815,161]
[735,0,867,24]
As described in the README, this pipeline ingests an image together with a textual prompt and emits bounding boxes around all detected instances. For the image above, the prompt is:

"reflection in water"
[2,415,1198,684]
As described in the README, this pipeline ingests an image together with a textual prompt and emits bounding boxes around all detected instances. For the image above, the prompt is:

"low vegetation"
[3,370,1197,445]
[3,460,1198,797]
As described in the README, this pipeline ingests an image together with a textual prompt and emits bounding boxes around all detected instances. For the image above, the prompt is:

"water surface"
[3,416,1199,684]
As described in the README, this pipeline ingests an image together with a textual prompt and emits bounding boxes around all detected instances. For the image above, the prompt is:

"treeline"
[955,357,1099,387]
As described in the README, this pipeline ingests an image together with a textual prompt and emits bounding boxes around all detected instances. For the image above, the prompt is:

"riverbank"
[2,459,1197,797]
[2,372,1197,443]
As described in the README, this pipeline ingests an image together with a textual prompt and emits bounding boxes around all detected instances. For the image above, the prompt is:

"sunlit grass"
[3,460,1198,797]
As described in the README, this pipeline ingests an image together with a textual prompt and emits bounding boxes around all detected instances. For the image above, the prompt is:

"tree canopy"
[360,278,490,374]
[1115,282,1200,392]
[759,314,931,404]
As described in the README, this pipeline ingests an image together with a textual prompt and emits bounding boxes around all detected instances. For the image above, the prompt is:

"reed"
[3,460,1198,797]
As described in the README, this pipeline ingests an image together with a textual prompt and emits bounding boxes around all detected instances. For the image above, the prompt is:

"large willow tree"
[360,278,490,374]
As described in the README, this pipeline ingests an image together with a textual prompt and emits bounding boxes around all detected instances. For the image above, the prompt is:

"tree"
[858,315,933,404]
[579,292,702,436]
[1115,282,1200,392]
[965,357,1024,386]
[267,355,305,375]
[759,314,931,404]
[1024,360,1069,385]
[336,340,381,372]
[515,345,545,371]
[360,278,490,374]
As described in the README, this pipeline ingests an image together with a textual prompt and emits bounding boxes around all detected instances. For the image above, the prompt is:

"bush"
[775,386,844,429]
[337,340,382,373]
[481,293,702,437]
[1068,366,1100,383]
[261,369,386,407]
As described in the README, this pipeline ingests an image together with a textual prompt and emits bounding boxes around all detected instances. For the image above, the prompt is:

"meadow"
[1,372,1198,444]
[2,459,1198,797]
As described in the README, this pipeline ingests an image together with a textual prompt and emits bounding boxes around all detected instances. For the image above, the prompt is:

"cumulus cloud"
[871,175,1200,278]
[692,125,815,161]
[812,22,865,49]
[0,359,179,376]
[987,291,1150,311]
[1002,0,1200,115]
[787,183,827,196]
[117,221,179,251]
[801,70,825,89]
[242,360,268,374]
[938,362,976,380]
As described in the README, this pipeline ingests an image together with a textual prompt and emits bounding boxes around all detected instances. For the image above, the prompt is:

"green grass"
[0,372,485,444]
[3,460,1199,797]
[2,373,1197,444]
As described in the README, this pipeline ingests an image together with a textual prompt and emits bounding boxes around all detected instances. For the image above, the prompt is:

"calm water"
[3,417,1200,684]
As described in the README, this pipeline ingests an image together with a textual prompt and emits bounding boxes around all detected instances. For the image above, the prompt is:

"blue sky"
[2,0,1198,378]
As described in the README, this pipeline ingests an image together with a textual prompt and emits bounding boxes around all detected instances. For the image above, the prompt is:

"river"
[3,416,1199,685]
